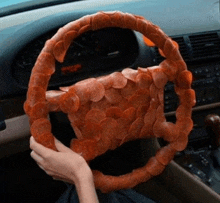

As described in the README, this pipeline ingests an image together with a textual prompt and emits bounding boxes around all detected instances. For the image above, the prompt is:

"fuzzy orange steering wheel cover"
[24,11,195,193]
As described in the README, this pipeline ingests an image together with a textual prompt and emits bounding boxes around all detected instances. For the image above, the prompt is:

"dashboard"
[0,0,220,202]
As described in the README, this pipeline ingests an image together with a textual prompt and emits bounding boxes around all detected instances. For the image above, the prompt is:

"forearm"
[75,175,99,203]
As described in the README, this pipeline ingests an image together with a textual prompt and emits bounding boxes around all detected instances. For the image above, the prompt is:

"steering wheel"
[24,11,195,193]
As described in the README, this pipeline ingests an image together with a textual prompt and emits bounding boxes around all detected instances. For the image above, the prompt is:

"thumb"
[54,139,72,153]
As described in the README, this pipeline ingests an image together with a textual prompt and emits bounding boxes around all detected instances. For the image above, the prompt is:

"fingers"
[30,150,44,163]
[31,150,61,177]
[30,151,47,172]
[30,136,53,157]
[29,136,76,181]
[55,139,83,157]
[30,136,72,154]
[54,138,72,153]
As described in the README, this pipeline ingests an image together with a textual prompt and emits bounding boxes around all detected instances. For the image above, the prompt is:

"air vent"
[174,37,189,61]
[189,32,220,60]
[153,30,220,64]
[154,36,189,64]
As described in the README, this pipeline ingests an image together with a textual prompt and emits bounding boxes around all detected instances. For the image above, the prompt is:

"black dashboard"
[12,27,138,88]
[0,0,220,202]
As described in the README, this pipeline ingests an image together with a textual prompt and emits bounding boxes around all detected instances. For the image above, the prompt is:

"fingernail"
[30,136,36,142]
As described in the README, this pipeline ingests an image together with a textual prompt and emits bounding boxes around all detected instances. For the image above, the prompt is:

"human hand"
[30,136,93,185]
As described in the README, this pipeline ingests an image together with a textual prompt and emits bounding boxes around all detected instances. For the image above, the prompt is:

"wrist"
[75,174,99,203]
[74,162,94,185]
[75,174,94,188]
[75,171,98,203]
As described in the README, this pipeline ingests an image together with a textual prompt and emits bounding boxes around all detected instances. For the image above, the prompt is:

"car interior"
[0,0,220,202]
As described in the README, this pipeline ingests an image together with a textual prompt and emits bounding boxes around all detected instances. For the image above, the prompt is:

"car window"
[0,0,84,17]
[0,0,33,8]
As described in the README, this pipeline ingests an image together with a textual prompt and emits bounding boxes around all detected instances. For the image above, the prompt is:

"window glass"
[0,0,33,9]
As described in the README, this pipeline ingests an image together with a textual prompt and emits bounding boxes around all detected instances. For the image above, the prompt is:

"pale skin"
[30,136,99,203]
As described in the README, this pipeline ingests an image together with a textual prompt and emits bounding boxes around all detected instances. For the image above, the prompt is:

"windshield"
[0,0,83,17]
[0,0,33,9]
